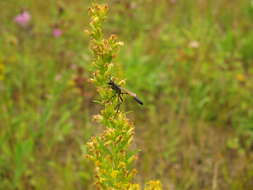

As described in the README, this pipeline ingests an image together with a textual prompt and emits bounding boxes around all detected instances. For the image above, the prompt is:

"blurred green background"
[1,0,253,189]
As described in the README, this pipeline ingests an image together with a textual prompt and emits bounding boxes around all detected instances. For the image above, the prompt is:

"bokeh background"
[1,0,253,189]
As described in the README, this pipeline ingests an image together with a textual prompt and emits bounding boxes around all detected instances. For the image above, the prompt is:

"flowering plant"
[86,3,162,190]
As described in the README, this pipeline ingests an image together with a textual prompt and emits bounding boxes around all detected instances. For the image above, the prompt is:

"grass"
[0,0,253,189]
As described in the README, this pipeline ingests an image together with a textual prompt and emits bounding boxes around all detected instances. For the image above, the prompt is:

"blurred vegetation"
[0,0,253,189]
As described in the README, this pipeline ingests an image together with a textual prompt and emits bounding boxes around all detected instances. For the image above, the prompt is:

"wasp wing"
[120,87,143,105]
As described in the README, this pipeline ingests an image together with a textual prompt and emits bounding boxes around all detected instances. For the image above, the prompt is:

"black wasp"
[107,79,143,112]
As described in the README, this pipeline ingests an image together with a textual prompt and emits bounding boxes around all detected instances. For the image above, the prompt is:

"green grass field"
[1,0,253,189]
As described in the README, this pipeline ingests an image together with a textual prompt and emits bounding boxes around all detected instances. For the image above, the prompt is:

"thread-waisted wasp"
[107,79,143,113]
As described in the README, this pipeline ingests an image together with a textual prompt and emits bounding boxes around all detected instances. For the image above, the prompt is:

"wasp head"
[108,79,114,86]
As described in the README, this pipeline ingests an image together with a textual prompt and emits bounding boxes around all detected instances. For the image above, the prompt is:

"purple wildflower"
[14,11,31,27]
[52,28,62,37]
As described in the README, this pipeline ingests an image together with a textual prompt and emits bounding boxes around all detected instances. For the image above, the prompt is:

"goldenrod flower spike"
[86,3,162,190]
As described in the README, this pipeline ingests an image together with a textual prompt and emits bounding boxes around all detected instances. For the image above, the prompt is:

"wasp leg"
[116,94,123,113]
[119,93,124,102]
[115,102,121,115]
[106,93,116,104]
[113,94,124,117]
[113,99,121,118]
